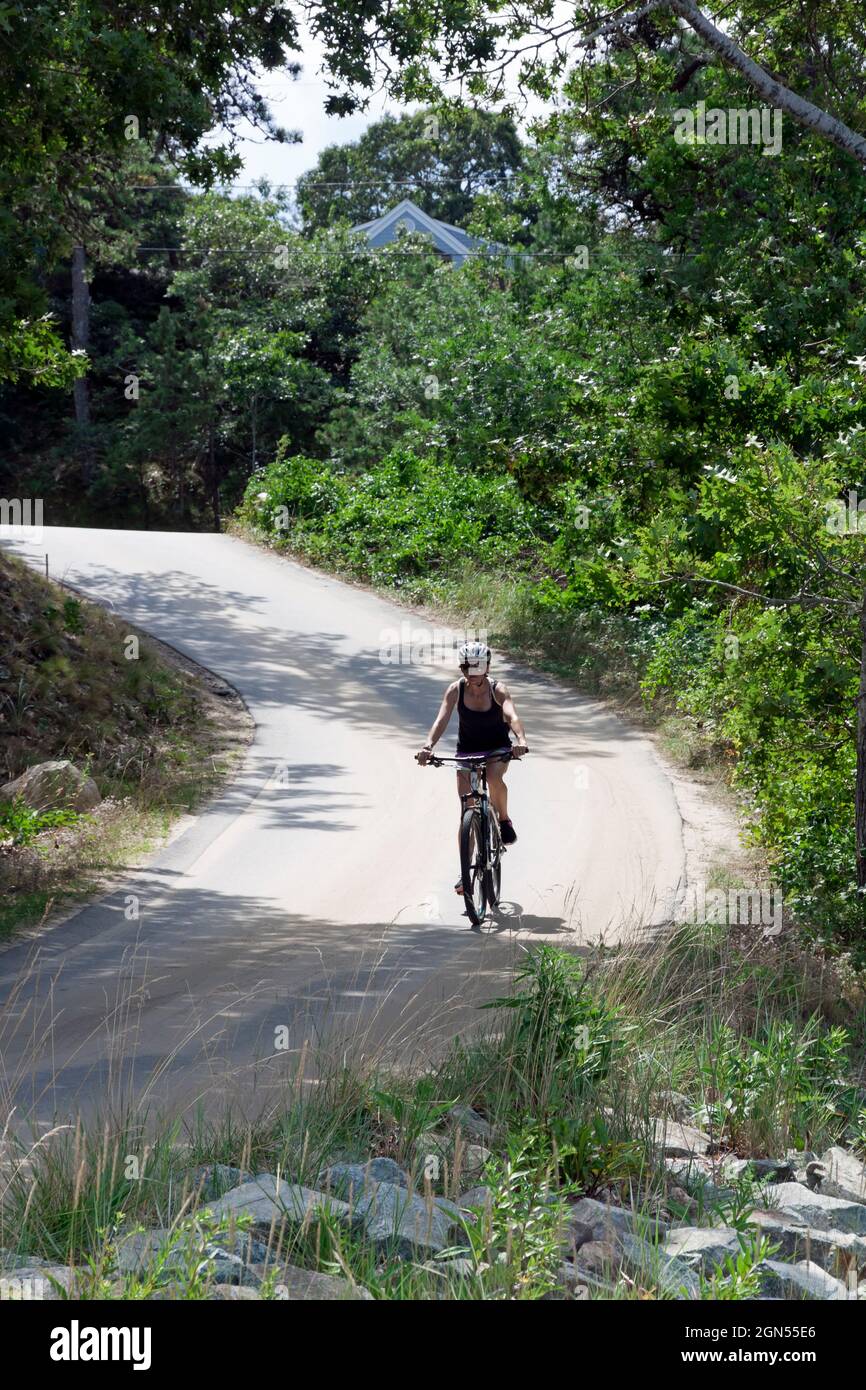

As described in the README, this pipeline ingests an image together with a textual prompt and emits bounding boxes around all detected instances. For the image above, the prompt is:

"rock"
[462,1144,491,1181]
[785,1150,817,1167]
[352,1182,464,1259]
[448,1105,492,1141]
[666,1184,700,1217]
[0,760,100,813]
[560,1214,595,1258]
[413,1130,453,1176]
[573,1239,622,1278]
[202,1175,352,1234]
[745,1209,866,1275]
[719,1158,795,1185]
[188,1164,253,1202]
[324,1159,408,1200]
[663,1226,743,1272]
[652,1118,712,1159]
[0,1251,52,1272]
[198,1246,261,1286]
[820,1147,866,1204]
[250,1263,372,1300]
[458,1185,493,1214]
[769,1182,866,1234]
[208,1285,262,1300]
[0,1265,78,1299]
[568,1196,667,1245]
[114,1229,263,1285]
[113,1231,171,1274]
[656,1090,695,1122]
[758,1259,848,1300]
[559,1263,592,1296]
[665,1158,740,1206]
[619,1233,700,1299]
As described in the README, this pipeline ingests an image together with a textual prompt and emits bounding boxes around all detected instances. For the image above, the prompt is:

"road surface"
[0,526,688,1124]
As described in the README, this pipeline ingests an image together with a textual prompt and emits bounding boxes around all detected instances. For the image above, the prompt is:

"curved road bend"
[0,527,685,1123]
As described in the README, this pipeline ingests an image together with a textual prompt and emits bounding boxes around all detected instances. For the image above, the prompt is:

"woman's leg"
[485,758,509,824]
[455,769,471,891]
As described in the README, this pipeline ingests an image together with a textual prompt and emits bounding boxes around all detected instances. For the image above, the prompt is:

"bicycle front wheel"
[460,807,487,926]
[483,809,502,909]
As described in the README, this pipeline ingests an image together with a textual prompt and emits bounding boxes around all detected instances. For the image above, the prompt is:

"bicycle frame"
[423,751,522,925]
[427,751,512,869]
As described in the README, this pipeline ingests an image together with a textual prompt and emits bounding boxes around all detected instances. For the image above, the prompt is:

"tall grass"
[1,925,863,1299]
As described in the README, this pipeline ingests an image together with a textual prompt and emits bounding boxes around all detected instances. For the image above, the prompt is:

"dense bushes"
[240,448,543,587]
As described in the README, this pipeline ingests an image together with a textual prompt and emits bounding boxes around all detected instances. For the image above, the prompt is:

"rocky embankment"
[2,1102,865,1301]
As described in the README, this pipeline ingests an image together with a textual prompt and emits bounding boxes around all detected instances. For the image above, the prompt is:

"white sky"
[221,23,561,190]
[227,71,406,189]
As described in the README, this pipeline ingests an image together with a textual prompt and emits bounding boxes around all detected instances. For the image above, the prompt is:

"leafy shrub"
[0,799,80,846]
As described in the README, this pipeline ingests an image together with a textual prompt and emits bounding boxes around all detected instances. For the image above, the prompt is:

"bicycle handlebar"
[424,750,527,768]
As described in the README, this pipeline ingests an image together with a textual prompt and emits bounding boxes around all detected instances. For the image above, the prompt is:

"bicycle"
[426,750,520,927]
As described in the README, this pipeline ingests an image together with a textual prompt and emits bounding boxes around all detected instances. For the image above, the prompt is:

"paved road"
[0,526,686,1124]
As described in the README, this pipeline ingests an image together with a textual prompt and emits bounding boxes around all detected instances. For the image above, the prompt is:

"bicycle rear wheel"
[460,807,487,926]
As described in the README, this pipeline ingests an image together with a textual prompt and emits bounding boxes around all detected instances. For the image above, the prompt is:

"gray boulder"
[0,1251,52,1272]
[769,1182,866,1234]
[0,760,100,813]
[758,1259,848,1300]
[202,1175,351,1234]
[663,1225,743,1273]
[250,1263,372,1300]
[448,1106,493,1141]
[820,1147,866,1204]
[0,1265,77,1299]
[458,1186,494,1216]
[568,1196,667,1244]
[574,1239,623,1279]
[351,1182,464,1258]
[746,1208,866,1274]
[652,1118,713,1159]
[114,1228,265,1285]
[619,1233,700,1298]
[207,1285,262,1300]
[188,1164,253,1202]
[324,1159,408,1200]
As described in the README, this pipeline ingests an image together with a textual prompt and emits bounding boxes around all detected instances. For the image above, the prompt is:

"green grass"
[3,936,863,1300]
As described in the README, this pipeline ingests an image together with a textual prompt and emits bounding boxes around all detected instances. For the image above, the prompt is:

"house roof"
[351,198,500,265]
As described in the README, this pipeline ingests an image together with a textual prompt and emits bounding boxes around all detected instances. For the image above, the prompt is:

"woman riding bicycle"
[416,641,529,892]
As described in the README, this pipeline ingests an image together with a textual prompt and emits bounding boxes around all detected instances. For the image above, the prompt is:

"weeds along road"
[0,526,686,1124]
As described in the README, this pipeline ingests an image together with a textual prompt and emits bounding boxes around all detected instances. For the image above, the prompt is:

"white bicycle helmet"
[458,639,491,671]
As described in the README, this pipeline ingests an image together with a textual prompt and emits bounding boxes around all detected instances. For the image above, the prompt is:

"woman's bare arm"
[495,682,528,753]
[416,682,459,762]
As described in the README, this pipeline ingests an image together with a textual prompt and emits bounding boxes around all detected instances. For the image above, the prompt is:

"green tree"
[297,107,525,230]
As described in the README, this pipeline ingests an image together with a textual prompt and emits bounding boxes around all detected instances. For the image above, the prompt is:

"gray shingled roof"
[351,198,500,266]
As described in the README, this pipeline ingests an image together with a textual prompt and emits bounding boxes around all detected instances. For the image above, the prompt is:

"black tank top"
[456,678,511,754]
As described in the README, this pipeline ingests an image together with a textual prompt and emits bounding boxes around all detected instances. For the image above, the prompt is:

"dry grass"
[0,550,252,938]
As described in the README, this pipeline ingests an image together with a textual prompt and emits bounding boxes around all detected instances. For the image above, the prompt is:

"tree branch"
[668,0,866,167]
[657,572,859,612]
[576,0,866,169]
